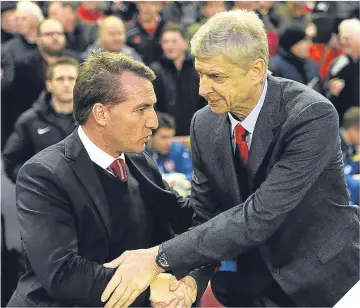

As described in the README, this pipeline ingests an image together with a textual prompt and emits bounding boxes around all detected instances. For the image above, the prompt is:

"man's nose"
[199,78,212,98]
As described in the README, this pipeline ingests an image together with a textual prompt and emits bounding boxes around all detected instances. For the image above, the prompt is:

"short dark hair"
[343,107,360,130]
[154,112,176,134]
[162,23,188,40]
[73,51,156,125]
[46,56,79,80]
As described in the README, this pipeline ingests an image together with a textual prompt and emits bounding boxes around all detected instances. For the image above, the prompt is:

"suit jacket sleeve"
[162,101,340,279]
[16,160,116,306]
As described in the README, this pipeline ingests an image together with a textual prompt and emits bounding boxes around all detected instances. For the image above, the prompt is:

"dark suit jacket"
[162,75,360,307]
[7,129,193,307]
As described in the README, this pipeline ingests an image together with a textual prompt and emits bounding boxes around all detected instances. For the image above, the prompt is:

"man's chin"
[209,105,227,114]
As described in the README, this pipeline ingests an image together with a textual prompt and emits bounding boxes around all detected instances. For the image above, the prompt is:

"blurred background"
[1,1,359,306]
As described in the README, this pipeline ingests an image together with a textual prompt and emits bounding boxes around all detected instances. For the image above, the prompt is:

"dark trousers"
[211,271,296,307]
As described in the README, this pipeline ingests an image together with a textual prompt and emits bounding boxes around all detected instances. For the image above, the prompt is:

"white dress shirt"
[77,126,125,176]
[228,78,268,153]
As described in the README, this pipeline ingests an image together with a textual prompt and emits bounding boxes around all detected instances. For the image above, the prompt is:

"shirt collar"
[77,126,125,170]
[228,78,268,135]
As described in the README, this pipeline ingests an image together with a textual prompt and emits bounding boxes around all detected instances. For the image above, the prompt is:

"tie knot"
[234,124,247,142]
[109,158,127,181]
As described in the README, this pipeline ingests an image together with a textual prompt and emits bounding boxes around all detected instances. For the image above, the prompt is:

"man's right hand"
[150,274,197,308]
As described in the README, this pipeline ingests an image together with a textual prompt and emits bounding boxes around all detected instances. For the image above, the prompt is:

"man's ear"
[45,80,52,93]
[251,59,266,85]
[92,103,108,127]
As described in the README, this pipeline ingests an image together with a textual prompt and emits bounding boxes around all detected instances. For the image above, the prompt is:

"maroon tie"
[234,124,249,166]
[109,158,127,182]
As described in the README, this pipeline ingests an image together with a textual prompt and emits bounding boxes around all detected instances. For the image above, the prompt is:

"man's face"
[102,73,158,154]
[15,10,38,36]
[137,2,162,21]
[291,37,312,58]
[1,9,16,32]
[37,20,66,56]
[100,20,126,52]
[195,55,259,119]
[161,31,188,60]
[202,1,226,18]
[349,126,360,146]
[46,64,78,103]
[340,28,360,58]
[150,127,175,155]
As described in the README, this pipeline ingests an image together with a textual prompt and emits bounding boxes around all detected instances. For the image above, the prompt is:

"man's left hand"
[101,246,164,307]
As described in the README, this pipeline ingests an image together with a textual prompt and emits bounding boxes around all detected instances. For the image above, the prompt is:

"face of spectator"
[290,37,312,58]
[196,54,264,117]
[348,126,360,146]
[46,64,78,103]
[290,2,307,17]
[82,1,98,11]
[150,127,175,155]
[37,20,66,56]
[202,1,226,18]
[137,1,163,22]
[100,19,126,52]
[15,10,39,36]
[340,27,360,58]
[1,9,17,33]
[98,72,158,154]
[232,1,257,10]
[161,31,188,60]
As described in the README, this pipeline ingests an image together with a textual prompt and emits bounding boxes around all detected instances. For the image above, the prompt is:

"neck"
[341,128,352,145]
[24,29,37,42]
[174,53,186,70]
[82,124,119,158]
[40,50,59,64]
[52,97,73,114]
[232,82,265,120]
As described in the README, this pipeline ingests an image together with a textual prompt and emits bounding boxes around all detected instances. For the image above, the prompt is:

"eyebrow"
[196,68,226,75]
[133,102,156,109]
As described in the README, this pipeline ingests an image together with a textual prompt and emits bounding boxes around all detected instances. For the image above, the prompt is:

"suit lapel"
[248,76,282,190]
[65,129,112,240]
[214,115,242,208]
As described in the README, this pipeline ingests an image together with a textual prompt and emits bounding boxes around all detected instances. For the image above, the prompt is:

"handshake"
[150,274,197,308]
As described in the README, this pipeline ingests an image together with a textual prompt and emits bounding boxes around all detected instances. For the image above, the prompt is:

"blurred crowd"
[1,1,360,306]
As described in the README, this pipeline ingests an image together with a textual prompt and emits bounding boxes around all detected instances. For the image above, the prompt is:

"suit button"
[273,268,280,276]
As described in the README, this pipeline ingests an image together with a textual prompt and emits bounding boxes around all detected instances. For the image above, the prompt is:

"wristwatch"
[155,245,171,271]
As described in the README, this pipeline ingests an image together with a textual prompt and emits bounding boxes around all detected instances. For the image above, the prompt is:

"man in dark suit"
[7,52,197,307]
[100,10,360,308]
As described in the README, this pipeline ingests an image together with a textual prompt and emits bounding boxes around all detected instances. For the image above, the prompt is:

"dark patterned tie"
[109,158,127,182]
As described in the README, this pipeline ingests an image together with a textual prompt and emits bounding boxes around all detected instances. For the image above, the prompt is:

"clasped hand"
[101,247,197,308]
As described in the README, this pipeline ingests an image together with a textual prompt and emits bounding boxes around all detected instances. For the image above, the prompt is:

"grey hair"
[190,9,269,73]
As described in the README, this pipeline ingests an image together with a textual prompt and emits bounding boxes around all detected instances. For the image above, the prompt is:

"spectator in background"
[151,24,206,136]
[83,16,141,61]
[126,1,167,65]
[325,18,360,126]
[340,107,360,205]
[161,1,200,27]
[1,1,17,44]
[187,1,226,40]
[3,57,79,183]
[274,1,312,30]
[47,1,97,52]
[146,112,193,181]
[270,25,322,92]
[2,1,44,148]
[7,18,81,137]
[2,1,43,60]
[76,1,104,24]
